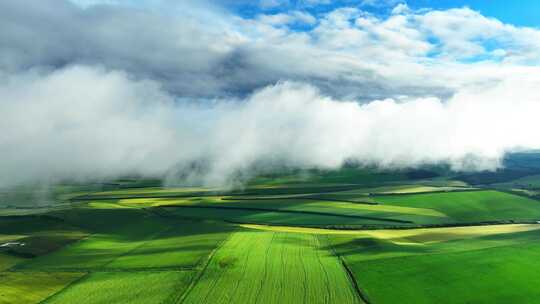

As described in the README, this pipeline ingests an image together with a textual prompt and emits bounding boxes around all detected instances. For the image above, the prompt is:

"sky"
[2,0,540,187]
[409,0,540,27]
[224,0,540,28]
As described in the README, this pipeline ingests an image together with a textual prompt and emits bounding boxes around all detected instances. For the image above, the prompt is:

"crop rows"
[181,230,361,304]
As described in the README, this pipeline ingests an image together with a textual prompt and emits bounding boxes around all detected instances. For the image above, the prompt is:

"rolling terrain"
[2,163,540,303]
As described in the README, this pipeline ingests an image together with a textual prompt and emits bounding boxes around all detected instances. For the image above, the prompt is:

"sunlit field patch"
[45,271,194,304]
[182,230,361,304]
[0,271,84,304]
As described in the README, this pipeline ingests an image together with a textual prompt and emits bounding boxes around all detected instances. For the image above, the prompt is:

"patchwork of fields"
[331,228,540,304]
[2,170,540,303]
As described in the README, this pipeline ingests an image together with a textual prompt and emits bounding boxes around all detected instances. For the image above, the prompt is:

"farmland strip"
[39,273,90,304]
[323,235,370,304]
[254,233,276,304]
[175,230,234,304]
[313,235,331,304]
[221,197,378,205]
[159,205,413,224]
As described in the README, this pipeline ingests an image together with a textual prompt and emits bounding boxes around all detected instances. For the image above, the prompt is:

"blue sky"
[71,0,540,28]
[410,0,540,27]
[228,0,540,28]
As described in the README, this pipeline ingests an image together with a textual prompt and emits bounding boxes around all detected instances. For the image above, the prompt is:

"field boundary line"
[253,232,276,304]
[353,237,540,265]
[173,227,237,304]
[339,258,371,304]
[100,225,174,269]
[298,234,309,304]
[232,220,540,231]
[72,185,480,202]
[229,232,255,300]
[15,266,197,273]
[369,188,484,197]
[313,235,332,304]
[38,272,91,304]
[159,204,413,224]
[323,235,372,304]
[69,184,369,201]
[491,188,540,202]
[9,232,95,271]
[221,196,378,205]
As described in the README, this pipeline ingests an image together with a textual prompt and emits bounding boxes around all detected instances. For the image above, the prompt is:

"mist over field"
[2,0,540,187]
[5,3,540,304]
[2,66,540,188]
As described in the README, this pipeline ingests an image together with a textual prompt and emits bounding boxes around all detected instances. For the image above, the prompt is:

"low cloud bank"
[1,65,539,188]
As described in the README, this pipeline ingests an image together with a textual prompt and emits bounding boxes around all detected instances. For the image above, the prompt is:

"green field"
[17,208,232,271]
[329,227,540,304]
[0,272,84,304]
[3,167,540,303]
[105,222,233,269]
[375,190,540,223]
[182,230,361,304]
[45,271,194,304]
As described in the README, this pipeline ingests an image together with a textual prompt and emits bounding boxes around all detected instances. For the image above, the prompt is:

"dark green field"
[2,165,540,303]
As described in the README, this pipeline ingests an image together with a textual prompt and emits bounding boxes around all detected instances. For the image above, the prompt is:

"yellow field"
[241,223,540,244]
[117,197,200,206]
[380,186,468,194]
[0,235,24,243]
[306,201,447,217]
[86,202,133,209]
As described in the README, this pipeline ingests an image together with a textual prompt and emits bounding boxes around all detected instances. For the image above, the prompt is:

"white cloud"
[2,66,540,188]
[3,2,540,188]
[260,0,289,9]
[257,11,316,26]
[391,3,410,15]
[3,2,540,100]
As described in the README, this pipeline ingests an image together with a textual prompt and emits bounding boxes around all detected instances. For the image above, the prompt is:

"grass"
[6,232,88,258]
[45,271,194,304]
[334,229,540,304]
[5,168,540,303]
[17,232,166,270]
[16,211,170,270]
[47,203,160,233]
[322,184,469,196]
[493,174,540,194]
[317,219,540,304]
[323,224,540,262]
[152,195,449,226]
[92,186,212,196]
[15,205,169,270]
[248,168,406,186]
[375,190,540,223]
[0,215,72,235]
[241,223,540,239]
[0,183,111,208]
[0,254,23,271]
[19,206,232,271]
[0,215,88,266]
[0,271,84,304]
[182,230,361,304]
[281,201,448,224]
[159,205,406,227]
[105,222,233,269]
